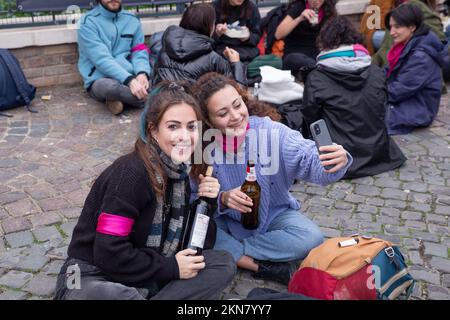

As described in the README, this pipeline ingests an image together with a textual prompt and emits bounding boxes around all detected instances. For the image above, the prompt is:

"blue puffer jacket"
[386,27,448,135]
[78,4,151,89]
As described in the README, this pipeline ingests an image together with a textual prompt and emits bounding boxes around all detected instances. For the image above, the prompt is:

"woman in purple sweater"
[194,73,352,285]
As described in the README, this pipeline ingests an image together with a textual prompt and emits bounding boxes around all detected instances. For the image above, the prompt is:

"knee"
[220,251,237,282]
[286,226,324,260]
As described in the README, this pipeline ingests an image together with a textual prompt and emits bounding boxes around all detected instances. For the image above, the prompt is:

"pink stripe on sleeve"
[131,43,150,54]
[96,213,134,237]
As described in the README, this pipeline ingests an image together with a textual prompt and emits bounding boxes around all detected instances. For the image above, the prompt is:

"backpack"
[0,49,36,117]
[288,236,416,300]
[260,4,288,55]
[148,31,164,69]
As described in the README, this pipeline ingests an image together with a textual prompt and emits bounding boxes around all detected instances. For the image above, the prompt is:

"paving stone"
[344,194,366,204]
[374,178,401,188]
[424,243,449,258]
[444,274,450,288]
[426,214,448,225]
[4,231,33,248]
[428,224,450,236]
[16,254,50,273]
[47,246,68,260]
[408,251,423,265]
[329,210,352,220]
[408,266,441,285]
[357,204,378,214]
[60,221,77,238]
[0,290,28,300]
[1,217,32,234]
[384,225,410,236]
[4,199,40,218]
[366,197,384,206]
[320,227,341,238]
[359,222,382,233]
[435,205,450,216]
[59,208,81,219]
[437,195,450,206]
[385,199,408,209]
[334,201,354,211]
[353,213,374,222]
[427,285,450,300]
[354,185,381,197]
[409,202,432,213]
[430,257,450,273]
[32,226,62,243]
[37,198,71,212]
[0,192,28,206]
[405,220,428,231]
[23,274,56,297]
[0,270,33,289]
[381,188,408,201]
[0,238,5,252]
[29,211,62,228]
[403,182,428,193]
[380,207,401,218]
[409,231,440,243]
[231,278,257,298]
[404,238,421,250]
[313,216,339,229]
[42,260,64,275]
[401,211,423,221]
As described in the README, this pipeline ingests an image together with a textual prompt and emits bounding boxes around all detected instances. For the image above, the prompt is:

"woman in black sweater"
[54,82,235,300]
[275,0,337,80]
[213,0,262,62]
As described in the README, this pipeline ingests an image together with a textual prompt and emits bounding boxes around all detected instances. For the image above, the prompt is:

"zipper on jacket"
[88,66,96,77]
[112,14,119,50]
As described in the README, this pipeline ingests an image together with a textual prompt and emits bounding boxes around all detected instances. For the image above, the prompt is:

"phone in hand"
[310,119,334,170]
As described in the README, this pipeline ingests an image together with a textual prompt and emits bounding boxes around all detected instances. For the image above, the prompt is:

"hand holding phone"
[310,119,335,171]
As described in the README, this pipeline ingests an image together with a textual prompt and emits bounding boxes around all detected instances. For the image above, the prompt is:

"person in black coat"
[301,16,406,179]
[54,82,236,300]
[152,3,246,86]
[213,0,262,62]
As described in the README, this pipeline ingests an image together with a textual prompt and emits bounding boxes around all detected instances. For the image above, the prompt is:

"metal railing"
[0,0,283,29]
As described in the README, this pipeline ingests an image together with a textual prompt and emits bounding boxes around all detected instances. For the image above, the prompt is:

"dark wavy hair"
[180,3,216,37]
[316,16,365,51]
[191,72,281,177]
[385,3,424,30]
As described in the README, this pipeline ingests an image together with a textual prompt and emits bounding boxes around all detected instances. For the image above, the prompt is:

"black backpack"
[0,49,37,117]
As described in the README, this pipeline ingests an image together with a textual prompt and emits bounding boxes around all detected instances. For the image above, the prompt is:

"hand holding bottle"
[220,187,253,213]
[198,174,220,198]
[175,249,206,279]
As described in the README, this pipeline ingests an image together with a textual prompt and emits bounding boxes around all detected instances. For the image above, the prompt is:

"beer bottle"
[187,166,213,255]
[240,160,260,230]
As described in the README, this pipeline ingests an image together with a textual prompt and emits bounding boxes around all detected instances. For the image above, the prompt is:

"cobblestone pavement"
[0,85,449,300]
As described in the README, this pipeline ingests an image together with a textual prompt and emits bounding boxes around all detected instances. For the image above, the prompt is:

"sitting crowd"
[54,0,448,300]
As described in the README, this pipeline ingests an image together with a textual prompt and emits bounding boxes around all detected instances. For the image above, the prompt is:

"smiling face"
[206,85,249,137]
[229,0,245,7]
[99,0,122,12]
[151,103,199,164]
[389,16,416,44]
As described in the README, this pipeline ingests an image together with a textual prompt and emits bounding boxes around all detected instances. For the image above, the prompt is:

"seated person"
[384,3,447,134]
[152,3,246,86]
[302,16,406,179]
[275,0,337,80]
[213,0,262,63]
[54,82,236,300]
[78,0,151,115]
[194,72,352,285]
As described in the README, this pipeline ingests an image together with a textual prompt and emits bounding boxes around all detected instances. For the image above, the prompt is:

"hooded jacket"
[78,4,151,89]
[302,45,406,179]
[386,27,447,135]
[152,26,246,85]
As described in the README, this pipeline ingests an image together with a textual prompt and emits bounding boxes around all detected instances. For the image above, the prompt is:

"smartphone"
[310,119,334,170]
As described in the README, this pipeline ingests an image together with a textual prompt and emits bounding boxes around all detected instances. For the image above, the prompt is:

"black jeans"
[282,52,316,79]
[54,250,236,300]
[89,78,146,108]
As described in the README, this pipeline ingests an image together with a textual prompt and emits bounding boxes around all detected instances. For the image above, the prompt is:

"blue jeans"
[214,209,324,262]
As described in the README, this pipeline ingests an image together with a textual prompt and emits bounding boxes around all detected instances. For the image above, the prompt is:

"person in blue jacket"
[385,3,447,135]
[78,0,151,115]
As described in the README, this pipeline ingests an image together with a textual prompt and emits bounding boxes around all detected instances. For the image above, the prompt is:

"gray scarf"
[146,144,191,257]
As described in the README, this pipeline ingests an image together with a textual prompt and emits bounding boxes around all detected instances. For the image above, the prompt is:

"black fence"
[0,0,284,29]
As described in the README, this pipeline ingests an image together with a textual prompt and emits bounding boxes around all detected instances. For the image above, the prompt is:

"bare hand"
[198,174,220,198]
[175,249,206,279]
[136,73,150,91]
[215,23,228,37]
[299,9,316,23]
[129,78,148,100]
[221,187,253,213]
[318,144,349,173]
[223,46,240,63]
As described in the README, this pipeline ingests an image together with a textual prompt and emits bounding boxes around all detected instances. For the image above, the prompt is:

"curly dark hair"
[316,15,365,51]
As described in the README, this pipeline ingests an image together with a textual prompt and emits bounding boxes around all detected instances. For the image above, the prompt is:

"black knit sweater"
[67,151,216,289]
